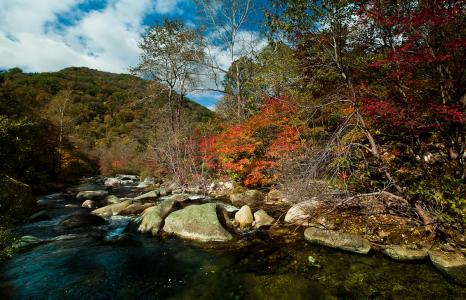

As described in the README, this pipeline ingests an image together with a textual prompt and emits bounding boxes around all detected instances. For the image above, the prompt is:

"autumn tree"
[357,0,466,176]
[266,0,405,191]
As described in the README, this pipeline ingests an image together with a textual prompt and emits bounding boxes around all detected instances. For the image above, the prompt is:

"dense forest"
[0,66,212,235]
[1,0,465,261]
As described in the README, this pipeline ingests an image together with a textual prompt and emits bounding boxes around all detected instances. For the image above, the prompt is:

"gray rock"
[383,245,428,261]
[60,213,106,229]
[76,190,108,201]
[429,250,466,285]
[217,203,239,213]
[137,198,182,236]
[284,199,320,226]
[36,193,64,206]
[81,200,97,208]
[160,193,192,203]
[266,189,288,203]
[73,183,103,192]
[304,227,371,254]
[104,177,121,187]
[29,210,50,223]
[105,195,121,204]
[137,207,163,236]
[254,209,275,228]
[163,203,233,242]
[14,235,45,249]
[155,198,182,218]
[230,189,264,209]
[159,186,168,196]
[235,205,254,228]
[120,203,154,215]
[135,190,159,201]
[91,199,134,217]
[137,176,155,188]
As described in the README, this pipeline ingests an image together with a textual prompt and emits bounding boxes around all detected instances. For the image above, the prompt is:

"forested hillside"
[0,67,212,191]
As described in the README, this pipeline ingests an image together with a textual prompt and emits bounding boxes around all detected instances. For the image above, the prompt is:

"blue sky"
[0,0,267,109]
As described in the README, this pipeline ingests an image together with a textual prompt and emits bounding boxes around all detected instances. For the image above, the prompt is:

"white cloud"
[0,0,188,73]
[198,30,268,91]
[154,0,185,15]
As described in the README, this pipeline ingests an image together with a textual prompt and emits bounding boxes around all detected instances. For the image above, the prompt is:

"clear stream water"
[0,190,465,299]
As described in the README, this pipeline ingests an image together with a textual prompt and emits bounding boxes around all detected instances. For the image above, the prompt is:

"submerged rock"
[429,250,466,285]
[235,205,254,228]
[304,227,371,254]
[383,245,428,261]
[307,255,321,268]
[13,235,45,249]
[76,190,108,201]
[163,203,233,242]
[230,190,264,209]
[36,193,65,207]
[254,209,275,228]
[60,213,106,229]
[28,210,50,223]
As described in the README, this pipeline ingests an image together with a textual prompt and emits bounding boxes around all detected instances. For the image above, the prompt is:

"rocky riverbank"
[13,175,466,287]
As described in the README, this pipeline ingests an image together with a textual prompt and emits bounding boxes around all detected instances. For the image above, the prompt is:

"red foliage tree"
[200,98,305,186]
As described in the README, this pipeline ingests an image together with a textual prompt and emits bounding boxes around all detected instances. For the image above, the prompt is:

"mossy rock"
[0,175,35,222]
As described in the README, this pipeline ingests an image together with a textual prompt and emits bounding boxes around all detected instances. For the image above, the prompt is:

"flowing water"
[0,188,465,299]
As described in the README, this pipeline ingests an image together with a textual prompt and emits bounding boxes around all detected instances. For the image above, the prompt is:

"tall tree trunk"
[235,62,242,119]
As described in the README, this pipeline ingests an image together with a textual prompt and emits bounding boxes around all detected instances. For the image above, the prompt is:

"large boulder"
[163,203,233,242]
[138,208,163,236]
[91,199,134,217]
[304,227,371,254]
[76,190,108,201]
[230,189,264,210]
[383,245,428,261]
[60,213,106,229]
[429,250,466,285]
[137,198,181,236]
[254,209,275,228]
[284,199,321,226]
[235,205,254,228]
[0,175,35,220]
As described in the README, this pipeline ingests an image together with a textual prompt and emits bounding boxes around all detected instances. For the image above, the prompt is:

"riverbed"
[0,183,464,299]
